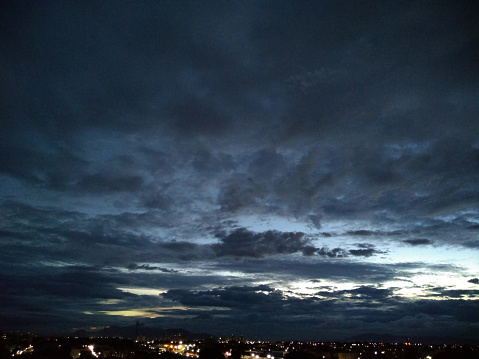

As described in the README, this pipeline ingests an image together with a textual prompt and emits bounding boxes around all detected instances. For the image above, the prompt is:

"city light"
[88,345,98,358]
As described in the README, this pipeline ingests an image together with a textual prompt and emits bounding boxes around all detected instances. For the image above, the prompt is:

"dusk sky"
[1,0,479,341]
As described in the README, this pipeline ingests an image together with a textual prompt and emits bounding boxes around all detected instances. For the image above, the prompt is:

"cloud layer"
[0,0,478,341]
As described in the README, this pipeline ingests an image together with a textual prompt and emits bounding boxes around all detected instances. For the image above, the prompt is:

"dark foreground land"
[1,331,478,359]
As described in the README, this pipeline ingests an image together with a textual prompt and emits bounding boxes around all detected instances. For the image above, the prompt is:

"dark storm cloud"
[213,258,397,283]
[1,265,126,300]
[1,200,85,225]
[348,244,385,257]
[301,245,318,256]
[162,285,340,316]
[348,248,378,257]
[434,288,479,299]
[3,198,334,268]
[212,228,311,258]
[340,286,393,300]
[0,142,87,189]
[0,0,279,145]
[127,264,177,273]
[463,240,479,248]
[1,0,479,340]
[317,241,382,259]
[75,173,144,194]
[0,265,129,331]
[160,284,479,340]
[317,247,347,258]
[403,238,434,246]
[1,200,182,267]
[468,278,479,285]
[162,285,282,311]
[404,299,479,324]
[347,230,380,236]
[1,0,478,225]
[39,268,129,300]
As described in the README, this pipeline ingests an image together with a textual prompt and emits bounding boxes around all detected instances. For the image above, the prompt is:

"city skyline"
[1,1,478,341]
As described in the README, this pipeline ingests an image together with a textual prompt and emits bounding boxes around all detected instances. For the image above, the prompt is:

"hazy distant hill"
[71,325,215,340]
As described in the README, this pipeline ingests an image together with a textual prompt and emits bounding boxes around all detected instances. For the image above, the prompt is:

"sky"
[1,0,479,342]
